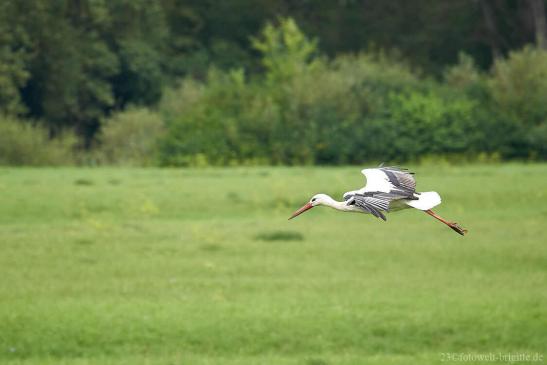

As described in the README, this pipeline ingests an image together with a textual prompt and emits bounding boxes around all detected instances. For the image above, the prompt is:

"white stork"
[289,166,467,235]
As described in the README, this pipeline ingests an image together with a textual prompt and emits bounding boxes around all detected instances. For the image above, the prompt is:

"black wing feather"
[351,194,394,221]
[379,166,416,195]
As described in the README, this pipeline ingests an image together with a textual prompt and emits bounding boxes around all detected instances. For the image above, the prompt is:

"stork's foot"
[448,222,468,236]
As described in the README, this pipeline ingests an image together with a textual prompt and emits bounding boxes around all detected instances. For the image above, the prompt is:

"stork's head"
[288,193,331,220]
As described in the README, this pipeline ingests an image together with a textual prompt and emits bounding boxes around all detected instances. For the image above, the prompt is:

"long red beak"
[288,202,313,220]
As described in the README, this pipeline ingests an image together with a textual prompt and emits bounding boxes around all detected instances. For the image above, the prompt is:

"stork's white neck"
[319,195,355,212]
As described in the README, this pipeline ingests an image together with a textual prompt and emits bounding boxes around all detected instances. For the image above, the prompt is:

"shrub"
[444,53,482,91]
[96,108,165,166]
[158,69,253,166]
[159,78,204,122]
[0,115,75,165]
[489,47,547,126]
[487,46,547,158]
[383,91,478,160]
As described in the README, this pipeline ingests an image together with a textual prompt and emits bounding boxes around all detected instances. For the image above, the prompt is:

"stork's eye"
[311,198,317,202]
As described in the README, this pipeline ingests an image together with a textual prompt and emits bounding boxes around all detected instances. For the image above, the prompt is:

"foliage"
[0,115,75,166]
[444,53,482,91]
[2,3,547,164]
[95,108,165,166]
[156,17,547,166]
[0,1,31,115]
[487,46,547,158]
[251,18,320,83]
[368,91,478,160]
[0,0,196,142]
[158,19,482,166]
[489,47,547,123]
[3,0,545,146]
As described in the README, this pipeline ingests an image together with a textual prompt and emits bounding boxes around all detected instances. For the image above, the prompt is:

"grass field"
[0,164,546,365]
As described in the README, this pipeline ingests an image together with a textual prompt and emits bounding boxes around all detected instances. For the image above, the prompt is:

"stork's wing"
[359,167,416,196]
[348,191,409,221]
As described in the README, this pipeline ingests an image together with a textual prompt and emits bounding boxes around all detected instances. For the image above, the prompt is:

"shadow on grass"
[254,230,304,242]
[74,178,94,186]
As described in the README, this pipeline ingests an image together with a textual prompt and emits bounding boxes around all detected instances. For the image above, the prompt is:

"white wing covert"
[360,167,416,195]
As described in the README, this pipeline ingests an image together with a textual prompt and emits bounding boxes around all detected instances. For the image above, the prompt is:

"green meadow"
[0,164,546,365]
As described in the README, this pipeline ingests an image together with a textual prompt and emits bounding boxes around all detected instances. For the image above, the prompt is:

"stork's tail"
[406,191,441,211]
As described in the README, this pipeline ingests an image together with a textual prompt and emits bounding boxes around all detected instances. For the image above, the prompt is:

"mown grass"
[0,164,546,364]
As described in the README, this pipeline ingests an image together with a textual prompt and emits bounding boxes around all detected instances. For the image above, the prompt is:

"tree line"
[1,1,547,165]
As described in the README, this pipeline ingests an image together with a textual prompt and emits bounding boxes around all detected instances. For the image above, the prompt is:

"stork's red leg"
[425,210,468,236]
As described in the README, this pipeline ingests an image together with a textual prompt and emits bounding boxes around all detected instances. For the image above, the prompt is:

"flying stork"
[289,166,467,235]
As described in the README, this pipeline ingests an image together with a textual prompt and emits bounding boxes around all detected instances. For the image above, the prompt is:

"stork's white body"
[357,168,441,211]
